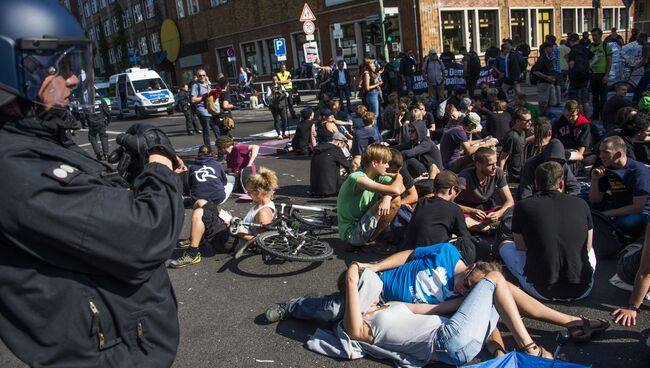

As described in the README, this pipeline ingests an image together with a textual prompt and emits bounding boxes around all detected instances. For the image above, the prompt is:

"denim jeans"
[285,292,345,323]
[365,90,380,124]
[613,213,649,238]
[337,84,351,112]
[198,114,212,149]
[433,278,500,365]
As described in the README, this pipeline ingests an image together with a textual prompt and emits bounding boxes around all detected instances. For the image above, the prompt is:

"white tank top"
[238,201,276,234]
[364,303,445,363]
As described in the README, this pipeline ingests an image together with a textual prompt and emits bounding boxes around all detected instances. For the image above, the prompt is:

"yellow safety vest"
[277,71,292,91]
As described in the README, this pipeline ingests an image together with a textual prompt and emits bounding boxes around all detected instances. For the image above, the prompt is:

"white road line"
[78,138,116,147]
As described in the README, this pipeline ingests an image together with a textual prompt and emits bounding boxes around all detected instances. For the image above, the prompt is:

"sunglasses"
[198,74,207,77]
[463,263,477,290]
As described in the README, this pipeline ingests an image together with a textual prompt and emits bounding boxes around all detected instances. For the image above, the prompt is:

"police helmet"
[0,0,94,111]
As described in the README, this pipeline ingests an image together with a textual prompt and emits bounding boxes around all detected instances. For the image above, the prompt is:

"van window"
[108,83,116,97]
[96,87,109,98]
[131,78,167,93]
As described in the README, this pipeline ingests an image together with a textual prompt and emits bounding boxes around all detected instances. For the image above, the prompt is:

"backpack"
[468,52,481,78]
[529,59,542,85]
[569,47,591,81]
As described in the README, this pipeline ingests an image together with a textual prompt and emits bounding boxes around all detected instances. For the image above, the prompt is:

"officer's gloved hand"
[108,123,178,182]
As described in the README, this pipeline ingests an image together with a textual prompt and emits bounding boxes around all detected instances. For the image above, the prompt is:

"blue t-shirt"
[351,126,381,156]
[380,243,464,304]
[597,158,650,212]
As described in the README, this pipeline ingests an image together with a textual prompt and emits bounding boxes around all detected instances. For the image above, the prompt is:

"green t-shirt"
[524,102,541,120]
[337,171,392,241]
[589,42,613,74]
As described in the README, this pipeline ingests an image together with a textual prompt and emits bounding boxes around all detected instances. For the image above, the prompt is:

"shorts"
[201,201,228,244]
[349,210,379,246]
[568,86,589,104]
[499,242,596,301]
[537,82,553,104]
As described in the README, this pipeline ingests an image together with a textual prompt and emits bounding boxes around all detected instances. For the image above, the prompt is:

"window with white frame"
[265,38,282,73]
[84,2,90,18]
[603,8,614,30]
[139,36,148,55]
[562,8,598,35]
[91,0,98,13]
[112,16,118,33]
[603,7,627,30]
[145,0,155,19]
[211,0,227,6]
[509,9,553,48]
[104,19,112,36]
[123,12,130,28]
[108,48,116,65]
[241,42,258,75]
[175,0,185,18]
[187,0,199,15]
[150,32,161,53]
[583,9,595,31]
[440,9,500,53]
[133,4,143,23]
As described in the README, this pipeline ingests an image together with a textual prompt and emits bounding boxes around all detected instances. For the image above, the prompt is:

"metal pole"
[378,0,389,60]
[413,0,420,59]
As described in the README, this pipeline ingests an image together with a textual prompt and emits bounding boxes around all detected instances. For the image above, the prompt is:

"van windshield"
[95,87,109,98]
[131,78,167,93]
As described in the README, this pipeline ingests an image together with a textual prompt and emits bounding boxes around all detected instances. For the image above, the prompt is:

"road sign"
[306,34,315,41]
[226,47,235,57]
[303,20,315,35]
[303,41,319,63]
[336,47,342,57]
[384,7,398,15]
[300,3,316,22]
[273,38,286,57]
[277,55,287,62]
[333,23,343,39]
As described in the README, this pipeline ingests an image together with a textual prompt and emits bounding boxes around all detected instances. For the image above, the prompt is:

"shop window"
[440,11,463,53]
[216,47,236,78]
[511,10,528,47]
[562,9,576,35]
[538,9,553,44]
[338,23,358,66]
[478,10,498,53]
[603,8,614,30]
[294,32,320,67]
[242,42,258,75]
[583,9,595,32]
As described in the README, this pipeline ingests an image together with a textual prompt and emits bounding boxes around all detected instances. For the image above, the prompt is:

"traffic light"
[369,22,381,43]
[383,20,394,42]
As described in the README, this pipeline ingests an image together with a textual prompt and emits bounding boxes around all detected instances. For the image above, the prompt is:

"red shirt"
[226,144,256,174]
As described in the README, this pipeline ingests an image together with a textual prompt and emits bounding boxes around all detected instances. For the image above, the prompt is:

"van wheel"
[135,106,145,120]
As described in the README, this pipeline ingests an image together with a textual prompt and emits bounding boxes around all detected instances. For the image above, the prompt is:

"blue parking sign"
[274,38,286,57]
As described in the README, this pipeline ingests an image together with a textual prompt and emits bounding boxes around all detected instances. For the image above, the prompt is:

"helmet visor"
[18,39,94,112]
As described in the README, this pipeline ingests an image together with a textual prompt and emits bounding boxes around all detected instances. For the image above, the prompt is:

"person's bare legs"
[485,271,553,358]
[194,199,207,209]
[485,328,507,357]
[368,196,401,243]
[189,208,206,248]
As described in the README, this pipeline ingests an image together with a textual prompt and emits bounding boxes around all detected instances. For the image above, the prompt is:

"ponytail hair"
[246,167,278,195]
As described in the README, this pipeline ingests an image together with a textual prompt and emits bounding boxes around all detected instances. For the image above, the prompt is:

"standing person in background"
[633,33,650,102]
[546,35,562,107]
[238,66,248,87]
[559,39,571,99]
[191,68,216,151]
[589,28,613,120]
[333,60,352,113]
[266,75,289,140]
[362,58,383,126]
[493,40,522,96]
[580,31,592,47]
[567,32,595,116]
[400,49,418,93]
[462,47,481,99]
[422,49,446,102]
[84,98,111,161]
[533,43,557,109]
[177,84,200,135]
[277,63,297,119]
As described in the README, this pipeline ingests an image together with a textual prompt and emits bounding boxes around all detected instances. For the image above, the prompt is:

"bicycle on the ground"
[229,201,336,262]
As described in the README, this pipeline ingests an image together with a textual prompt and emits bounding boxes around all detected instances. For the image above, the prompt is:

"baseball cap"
[434,170,467,191]
[460,97,473,110]
[332,131,348,142]
[465,111,481,126]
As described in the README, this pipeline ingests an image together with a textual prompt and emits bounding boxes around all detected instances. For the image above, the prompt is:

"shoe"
[283,134,290,139]
[96,153,106,161]
[169,251,201,268]
[265,303,286,323]
[566,317,610,343]
[187,131,195,136]
[177,239,191,249]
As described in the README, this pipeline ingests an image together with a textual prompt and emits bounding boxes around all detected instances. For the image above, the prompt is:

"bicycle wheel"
[292,209,338,230]
[256,231,333,262]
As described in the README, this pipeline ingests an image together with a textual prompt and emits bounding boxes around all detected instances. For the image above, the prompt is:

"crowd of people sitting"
[168,27,650,366]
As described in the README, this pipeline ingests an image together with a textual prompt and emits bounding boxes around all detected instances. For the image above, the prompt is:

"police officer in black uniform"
[85,97,111,160]
[0,1,184,366]
[177,83,199,135]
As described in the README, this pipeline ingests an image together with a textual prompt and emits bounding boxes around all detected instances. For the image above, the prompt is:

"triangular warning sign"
[300,3,316,22]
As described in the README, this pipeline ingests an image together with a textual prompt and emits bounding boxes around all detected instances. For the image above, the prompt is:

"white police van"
[108,68,174,119]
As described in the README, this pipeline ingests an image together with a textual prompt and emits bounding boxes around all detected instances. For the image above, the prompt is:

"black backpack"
[529,60,541,85]
[569,48,591,82]
[468,52,481,78]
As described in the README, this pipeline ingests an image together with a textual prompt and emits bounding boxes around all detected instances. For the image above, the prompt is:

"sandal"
[520,342,561,360]
[567,317,610,343]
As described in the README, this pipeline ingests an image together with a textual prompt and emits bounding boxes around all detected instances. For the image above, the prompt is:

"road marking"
[78,138,116,147]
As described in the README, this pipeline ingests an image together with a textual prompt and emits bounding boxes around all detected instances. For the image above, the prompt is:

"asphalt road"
[1,101,649,368]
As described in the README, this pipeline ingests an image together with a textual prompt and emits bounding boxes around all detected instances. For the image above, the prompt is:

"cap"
[460,97,473,110]
[434,170,467,191]
[321,108,334,117]
[332,131,348,142]
[429,48,437,55]
[465,111,481,126]
[638,96,650,110]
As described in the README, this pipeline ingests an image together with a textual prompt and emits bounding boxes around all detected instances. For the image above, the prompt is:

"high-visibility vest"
[277,71,292,91]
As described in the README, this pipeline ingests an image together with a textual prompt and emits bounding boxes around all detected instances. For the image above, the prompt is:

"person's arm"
[246,144,260,167]
[461,137,496,155]
[458,204,487,220]
[356,249,414,273]
[567,146,586,161]
[342,264,373,342]
[400,297,465,315]
[612,224,650,326]
[497,151,510,170]
[310,125,317,147]
[603,195,648,217]
[401,185,418,207]
[589,166,606,204]
[513,232,527,251]
[603,52,613,83]
[190,85,204,104]
[493,186,515,219]
[355,173,404,196]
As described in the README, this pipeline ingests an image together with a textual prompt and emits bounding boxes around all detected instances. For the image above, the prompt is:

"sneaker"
[169,251,201,268]
[177,239,191,249]
[265,303,286,323]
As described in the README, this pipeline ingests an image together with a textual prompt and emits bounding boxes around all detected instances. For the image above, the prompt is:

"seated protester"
[380,92,399,133]
[440,112,497,172]
[394,102,412,144]
[611,221,650,326]
[442,102,465,130]
[392,120,443,178]
[512,92,541,120]
[352,104,368,131]
[456,147,515,232]
[435,87,469,122]
[589,136,650,238]
[601,83,633,131]
[216,136,260,192]
[388,149,418,208]
[404,171,472,250]
[310,132,351,197]
[518,119,581,199]
[416,100,436,134]
[498,107,533,183]
[589,112,650,167]
[189,145,232,205]
[351,111,382,169]
[553,100,594,164]
[330,97,350,123]
[485,100,512,143]
[499,161,597,301]
[315,109,342,144]
[337,144,404,248]
[290,107,316,155]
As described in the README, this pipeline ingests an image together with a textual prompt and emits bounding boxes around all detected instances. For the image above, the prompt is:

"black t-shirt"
[553,115,593,150]
[424,111,436,130]
[567,45,594,88]
[404,196,469,248]
[485,111,512,142]
[440,52,456,67]
[501,129,526,182]
[456,167,508,208]
[512,191,593,299]
[292,119,314,154]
